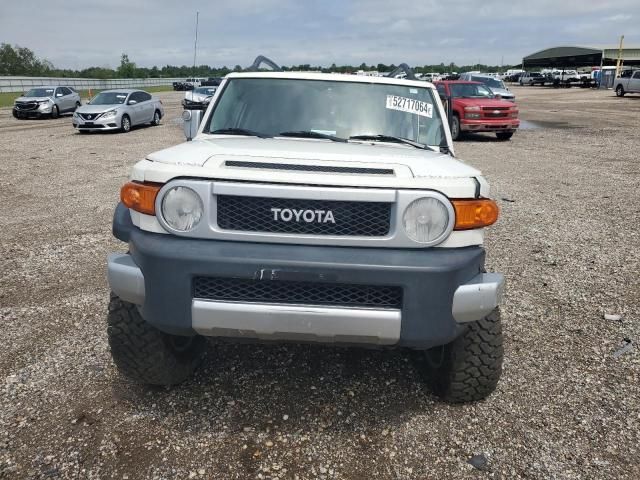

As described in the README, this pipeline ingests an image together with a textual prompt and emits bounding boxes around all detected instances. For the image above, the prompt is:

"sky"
[1,0,638,69]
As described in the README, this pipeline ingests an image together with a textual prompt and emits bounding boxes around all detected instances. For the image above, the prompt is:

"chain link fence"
[0,76,184,93]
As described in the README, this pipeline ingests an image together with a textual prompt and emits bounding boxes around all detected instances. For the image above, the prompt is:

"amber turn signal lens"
[452,199,499,230]
[120,181,162,215]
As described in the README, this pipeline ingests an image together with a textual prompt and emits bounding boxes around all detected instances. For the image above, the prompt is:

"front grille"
[217,195,391,236]
[15,102,38,111]
[79,113,100,120]
[193,277,403,309]
[224,161,395,176]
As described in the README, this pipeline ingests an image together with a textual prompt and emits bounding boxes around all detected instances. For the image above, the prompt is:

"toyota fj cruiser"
[107,59,505,403]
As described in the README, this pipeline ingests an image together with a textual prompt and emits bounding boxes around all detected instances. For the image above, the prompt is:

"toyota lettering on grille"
[271,207,336,224]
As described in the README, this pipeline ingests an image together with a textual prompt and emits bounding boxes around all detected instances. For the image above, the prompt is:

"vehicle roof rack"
[247,55,282,72]
[386,63,416,80]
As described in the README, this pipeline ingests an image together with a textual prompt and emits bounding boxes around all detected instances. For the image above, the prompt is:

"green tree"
[0,43,52,75]
[117,53,136,78]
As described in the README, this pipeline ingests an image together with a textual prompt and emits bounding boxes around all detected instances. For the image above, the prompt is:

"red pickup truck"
[434,81,519,140]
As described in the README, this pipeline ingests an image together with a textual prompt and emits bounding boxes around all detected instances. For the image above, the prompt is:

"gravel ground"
[1,86,638,479]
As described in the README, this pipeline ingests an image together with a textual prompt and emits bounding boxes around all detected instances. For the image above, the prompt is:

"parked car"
[519,71,546,86]
[434,80,519,140]
[72,89,164,133]
[108,64,506,403]
[182,86,218,109]
[458,73,515,101]
[12,86,81,119]
[614,69,640,96]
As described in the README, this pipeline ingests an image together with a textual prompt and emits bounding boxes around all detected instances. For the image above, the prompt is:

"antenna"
[192,11,199,76]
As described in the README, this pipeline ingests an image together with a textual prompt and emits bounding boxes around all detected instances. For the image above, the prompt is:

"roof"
[523,46,603,68]
[100,88,141,93]
[225,71,436,89]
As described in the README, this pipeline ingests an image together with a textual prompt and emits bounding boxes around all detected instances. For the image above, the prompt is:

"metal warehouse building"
[522,45,640,88]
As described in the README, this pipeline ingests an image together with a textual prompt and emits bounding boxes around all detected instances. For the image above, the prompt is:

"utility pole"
[193,11,199,76]
[615,34,624,77]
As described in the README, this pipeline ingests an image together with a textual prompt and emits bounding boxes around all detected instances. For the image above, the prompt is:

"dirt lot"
[1,86,639,479]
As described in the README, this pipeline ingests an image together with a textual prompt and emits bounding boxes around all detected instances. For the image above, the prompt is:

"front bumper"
[73,113,120,130]
[108,204,504,349]
[461,118,520,132]
[13,105,52,118]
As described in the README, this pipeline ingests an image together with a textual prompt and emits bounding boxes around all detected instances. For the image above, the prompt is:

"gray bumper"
[107,252,503,345]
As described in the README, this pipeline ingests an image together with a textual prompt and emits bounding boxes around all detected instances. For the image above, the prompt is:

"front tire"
[51,105,59,119]
[421,308,503,403]
[450,115,461,140]
[616,85,625,97]
[74,101,81,111]
[121,114,131,133]
[107,294,206,385]
[496,131,514,141]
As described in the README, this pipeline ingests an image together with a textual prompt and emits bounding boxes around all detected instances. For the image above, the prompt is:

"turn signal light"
[452,199,499,230]
[120,181,162,215]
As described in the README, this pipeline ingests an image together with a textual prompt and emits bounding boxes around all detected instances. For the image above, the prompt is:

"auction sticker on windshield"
[386,95,433,118]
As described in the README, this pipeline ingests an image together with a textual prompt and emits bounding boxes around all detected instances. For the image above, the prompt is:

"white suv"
[107,60,505,403]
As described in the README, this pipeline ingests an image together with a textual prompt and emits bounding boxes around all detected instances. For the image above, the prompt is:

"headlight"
[73,111,79,118]
[37,100,51,104]
[101,110,117,119]
[161,186,203,231]
[402,196,452,244]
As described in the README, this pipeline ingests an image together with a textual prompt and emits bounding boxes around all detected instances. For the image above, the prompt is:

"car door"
[127,92,143,125]
[60,87,74,111]
[138,91,154,122]
[631,71,640,92]
[53,87,66,110]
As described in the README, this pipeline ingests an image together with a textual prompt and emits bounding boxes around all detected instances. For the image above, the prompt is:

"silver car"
[12,86,81,119]
[459,73,515,101]
[73,89,164,133]
[182,86,217,109]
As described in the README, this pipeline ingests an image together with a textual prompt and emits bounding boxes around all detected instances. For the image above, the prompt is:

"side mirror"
[128,100,137,105]
[182,109,203,141]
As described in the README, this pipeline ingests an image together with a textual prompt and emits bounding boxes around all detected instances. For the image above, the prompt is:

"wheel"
[616,85,625,97]
[51,104,59,119]
[421,308,503,403]
[74,101,81,110]
[496,131,514,141]
[529,80,534,86]
[121,114,131,133]
[107,293,206,385]
[450,115,461,140]
[12,109,19,119]
[151,110,161,126]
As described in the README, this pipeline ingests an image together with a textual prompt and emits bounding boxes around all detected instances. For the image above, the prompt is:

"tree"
[0,43,52,75]
[117,53,136,78]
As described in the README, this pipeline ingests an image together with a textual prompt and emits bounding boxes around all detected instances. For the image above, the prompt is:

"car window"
[633,71,640,79]
[59,87,71,96]
[436,84,446,95]
[138,92,152,102]
[129,92,142,103]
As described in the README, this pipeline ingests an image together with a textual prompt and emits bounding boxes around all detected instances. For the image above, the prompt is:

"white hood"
[141,137,484,197]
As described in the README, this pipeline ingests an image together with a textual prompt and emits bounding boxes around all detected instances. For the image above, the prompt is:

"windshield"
[194,87,217,95]
[207,78,446,147]
[90,92,128,105]
[24,88,54,97]
[449,83,494,98]
[473,76,505,89]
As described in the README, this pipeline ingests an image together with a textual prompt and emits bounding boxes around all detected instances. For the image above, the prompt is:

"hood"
[184,92,213,103]
[15,96,51,103]
[146,136,480,180]
[491,87,514,98]
[76,104,122,114]
[454,97,514,108]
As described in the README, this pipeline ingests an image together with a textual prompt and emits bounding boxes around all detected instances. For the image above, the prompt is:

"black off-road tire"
[107,293,206,385]
[496,131,514,141]
[422,308,503,403]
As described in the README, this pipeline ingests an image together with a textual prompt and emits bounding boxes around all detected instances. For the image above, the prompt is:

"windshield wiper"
[349,134,430,150]
[211,128,271,138]
[278,130,347,142]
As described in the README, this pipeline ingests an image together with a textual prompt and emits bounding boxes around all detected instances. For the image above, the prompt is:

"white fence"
[0,76,185,93]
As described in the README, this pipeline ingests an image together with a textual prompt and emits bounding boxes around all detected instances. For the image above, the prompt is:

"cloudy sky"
[1,0,638,69]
